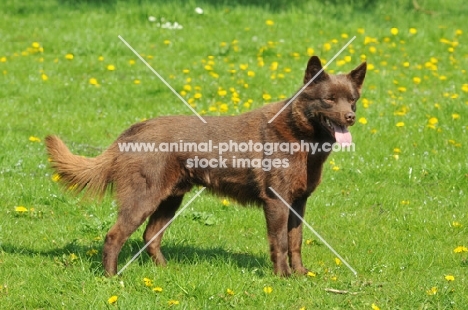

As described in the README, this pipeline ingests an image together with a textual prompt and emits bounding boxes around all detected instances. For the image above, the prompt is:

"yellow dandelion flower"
[341,33,349,39]
[219,103,229,113]
[222,199,229,206]
[445,275,455,281]
[32,42,40,48]
[307,271,316,277]
[369,46,377,54]
[357,28,365,34]
[307,47,314,56]
[218,89,227,96]
[239,64,248,70]
[337,60,346,66]
[426,287,437,296]
[393,148,401,153]
[428,117,438,125]
[65,53,74,60]
[129,59,135,65]
[108,295,118,304]
[0,56,6,62]
[371,304,380,310]
[334,258,342,265]
[86,249,98,256]
[263,286,273,294]
[453,246,468,253]
[461,84,468,92]
[367,64,375,70]
[265,20,274,26]
[363,36,378,45]
[143,278,153,287]
[15,206,28,213]
[29,136,41,142]
[208,106,217,112]
[52,174,61,182]
[89,78,98,85]
[390,27,399,35]
[164,40,171,45]
[332,166,340,171]
[107,64,115,71]
[452,221,462,227]
[98,56,104,61]
[270,61,278,71]
[397,87,406,92]
[263,93,272,101]
[323,43,331,51]
[226,288,234,295]
[247,70,255,77]
[134,79,141,85]
[362,98,369,108]
[402,61,410,68]
[330,276,338,281]
[344,55,351,62]
[183,85,192,92]
[168,300,179,305]
[413,77,421,84]
[153,286,163,292]
[358,117,367,125]
[396,122,405,127]
[193,92,202,99]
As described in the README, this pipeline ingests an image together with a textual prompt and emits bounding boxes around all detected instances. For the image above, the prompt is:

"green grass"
[1,0,468,308]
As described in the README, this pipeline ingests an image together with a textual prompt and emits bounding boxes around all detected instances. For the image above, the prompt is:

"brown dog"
[45,56,366,276]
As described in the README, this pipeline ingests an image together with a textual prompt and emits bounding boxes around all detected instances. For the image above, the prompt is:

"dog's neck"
[269,100,335,145]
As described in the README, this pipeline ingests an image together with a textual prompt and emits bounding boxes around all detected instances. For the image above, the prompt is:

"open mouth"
[323,116,352,146]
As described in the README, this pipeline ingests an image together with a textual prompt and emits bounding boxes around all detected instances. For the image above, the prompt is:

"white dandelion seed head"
[148,16,157,22]
[195,7,204,14]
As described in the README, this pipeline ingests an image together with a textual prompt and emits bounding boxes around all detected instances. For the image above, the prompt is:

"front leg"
[263,199,291,276]
[288,196,308,274]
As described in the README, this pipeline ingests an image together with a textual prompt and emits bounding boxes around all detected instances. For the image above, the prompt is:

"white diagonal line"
[118,35,207,124]
[268,186,358,276]
[268,36,356,123]
[117,187,206,275]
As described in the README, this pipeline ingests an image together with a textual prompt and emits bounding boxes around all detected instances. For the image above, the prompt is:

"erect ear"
[304,56,329,85]
[348,62,367,92]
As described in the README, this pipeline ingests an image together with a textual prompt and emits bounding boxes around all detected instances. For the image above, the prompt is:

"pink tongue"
[332,123,352,146]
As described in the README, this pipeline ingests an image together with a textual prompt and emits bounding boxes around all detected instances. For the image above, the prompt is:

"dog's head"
[293,56,366,145]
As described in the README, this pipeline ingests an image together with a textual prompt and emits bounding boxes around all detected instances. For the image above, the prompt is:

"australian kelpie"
[45,56,366,276]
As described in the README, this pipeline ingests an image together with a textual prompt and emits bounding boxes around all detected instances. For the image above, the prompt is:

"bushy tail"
[45,135,112,197]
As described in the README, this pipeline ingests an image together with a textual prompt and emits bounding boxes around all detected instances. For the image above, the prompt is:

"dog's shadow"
[0,239,270,276]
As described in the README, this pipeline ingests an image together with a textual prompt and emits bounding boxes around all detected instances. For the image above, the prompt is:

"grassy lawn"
[1,0,467,308]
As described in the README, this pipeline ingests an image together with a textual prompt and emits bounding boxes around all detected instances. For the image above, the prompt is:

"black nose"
[345,112,355,124]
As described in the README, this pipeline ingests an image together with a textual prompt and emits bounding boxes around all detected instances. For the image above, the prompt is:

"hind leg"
[103,195,162,276]
[143,195,184,266]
